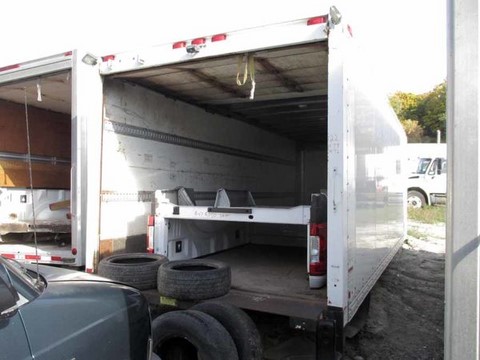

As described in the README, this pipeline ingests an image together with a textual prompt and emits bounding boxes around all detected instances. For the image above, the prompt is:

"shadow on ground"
[344,235,445,360]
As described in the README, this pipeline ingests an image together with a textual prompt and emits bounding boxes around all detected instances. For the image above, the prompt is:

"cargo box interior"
[104,41,330,316]
[0,71,72,246]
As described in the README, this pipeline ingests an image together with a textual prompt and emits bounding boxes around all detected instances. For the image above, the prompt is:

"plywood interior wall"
[0,99,71,188]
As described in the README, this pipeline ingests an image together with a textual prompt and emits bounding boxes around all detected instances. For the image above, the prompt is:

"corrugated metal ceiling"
[0,72,71,115]
[112,42,328,145]
[0,42,329,145]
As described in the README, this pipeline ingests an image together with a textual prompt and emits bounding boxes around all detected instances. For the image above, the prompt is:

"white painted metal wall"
[0,189,70,225]
[100,80,298,245]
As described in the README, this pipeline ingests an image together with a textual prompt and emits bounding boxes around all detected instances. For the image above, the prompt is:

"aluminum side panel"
[327,24,407,324]
[71,50,103,269]
[346,49,407,322]
[445,0,480,357]
[327,23,349,313]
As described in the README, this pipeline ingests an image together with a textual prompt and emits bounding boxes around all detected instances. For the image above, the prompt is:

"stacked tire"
[152,303,263,360]
[98,253,167,290]
[154,259,263,359]
[157,259,231,300]
[191,302,263,360]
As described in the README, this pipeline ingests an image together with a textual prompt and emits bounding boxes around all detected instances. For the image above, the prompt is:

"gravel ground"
[344,221,446,360]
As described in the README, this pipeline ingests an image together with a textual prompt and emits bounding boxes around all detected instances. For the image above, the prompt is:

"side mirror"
[0,275,19,318]
[436,158,444,175]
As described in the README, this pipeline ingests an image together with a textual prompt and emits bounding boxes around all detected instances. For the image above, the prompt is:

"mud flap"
[316,307,343,360]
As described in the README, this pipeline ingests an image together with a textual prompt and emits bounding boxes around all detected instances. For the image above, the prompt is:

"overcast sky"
[0,0,446,95]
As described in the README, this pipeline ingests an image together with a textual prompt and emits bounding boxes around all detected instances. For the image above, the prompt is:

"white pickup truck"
[407,144,447,207]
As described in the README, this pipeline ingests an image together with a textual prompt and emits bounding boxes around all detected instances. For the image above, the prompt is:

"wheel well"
[408,187,430,205]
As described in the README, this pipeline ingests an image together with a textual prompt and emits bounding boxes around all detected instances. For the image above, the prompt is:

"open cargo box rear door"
[0,51,103,267]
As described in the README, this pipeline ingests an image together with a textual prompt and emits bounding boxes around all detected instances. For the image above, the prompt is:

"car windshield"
[414,158,432,174]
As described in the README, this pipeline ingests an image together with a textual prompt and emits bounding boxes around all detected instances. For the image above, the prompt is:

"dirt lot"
[344,220,446,360]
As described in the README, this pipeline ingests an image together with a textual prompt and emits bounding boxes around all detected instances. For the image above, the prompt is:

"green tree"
[389,92,422,121]
[389,81,446,142]
[400,119,424,142]
[417,81,446,138]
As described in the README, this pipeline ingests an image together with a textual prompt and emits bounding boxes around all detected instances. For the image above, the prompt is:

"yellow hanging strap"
[236,54,256,100]
[236,54,249,86]
[248,55,255,100]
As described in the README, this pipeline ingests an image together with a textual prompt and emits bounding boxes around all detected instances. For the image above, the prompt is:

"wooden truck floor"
[204,244,327,320]
[145,244,327,320]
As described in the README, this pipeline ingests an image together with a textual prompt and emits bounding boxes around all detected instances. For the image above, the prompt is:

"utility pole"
[445,0,479,359]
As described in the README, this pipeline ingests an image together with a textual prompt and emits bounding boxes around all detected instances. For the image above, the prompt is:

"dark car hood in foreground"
[20,278,151,360]
[25,263,110,282]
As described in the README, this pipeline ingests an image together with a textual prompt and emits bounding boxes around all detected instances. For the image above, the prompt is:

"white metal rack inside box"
[156,204,311,225]
[154,188,311,225]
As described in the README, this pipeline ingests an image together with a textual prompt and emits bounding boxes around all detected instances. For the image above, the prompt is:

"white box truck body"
[0,51,102,265]
[0,7,406,356]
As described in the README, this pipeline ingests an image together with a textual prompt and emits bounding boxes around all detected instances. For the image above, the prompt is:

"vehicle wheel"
[157,259,230,300]
[191,302,263,360]
[98,253,167,290]
[152,310,239,360]
[407,190,426,208]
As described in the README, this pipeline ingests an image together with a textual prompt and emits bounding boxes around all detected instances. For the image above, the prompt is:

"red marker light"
[173,41,187,49]
[71,248,78,255]
[191,38,206,45]
[307,16,328,26]
[347,24,353,37]
[212,34,227,42]
[147,215,155,226]
[0,64,20,72]
[102,55,116,62]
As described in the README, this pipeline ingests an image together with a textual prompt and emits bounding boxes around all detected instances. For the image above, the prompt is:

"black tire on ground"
[152,310,239,360]
[191,302,263,360]
[407,190,426,208]
[98,253,168,290]
[157,259,230,300]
